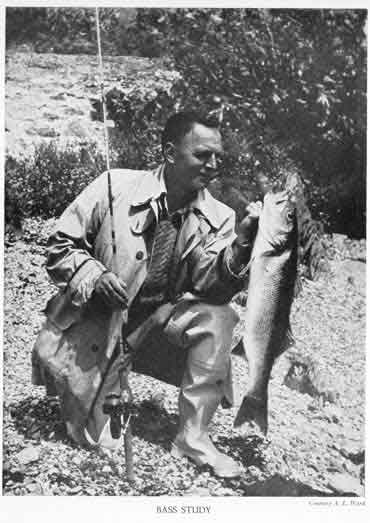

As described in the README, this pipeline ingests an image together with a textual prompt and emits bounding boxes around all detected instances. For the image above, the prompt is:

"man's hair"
[161,111,219,154]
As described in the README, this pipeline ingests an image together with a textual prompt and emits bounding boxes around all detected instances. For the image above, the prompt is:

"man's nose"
[205,153,217,170]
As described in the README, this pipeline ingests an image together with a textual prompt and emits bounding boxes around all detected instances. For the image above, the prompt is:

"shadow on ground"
[217,433,267,470]
[8,396,68,443]
[9,395,178,450]
[7,397,353,496]
[236,473,337,496]
[131,400,178,450]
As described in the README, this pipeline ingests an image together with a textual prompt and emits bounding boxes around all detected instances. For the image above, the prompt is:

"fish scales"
[234,191,298,434]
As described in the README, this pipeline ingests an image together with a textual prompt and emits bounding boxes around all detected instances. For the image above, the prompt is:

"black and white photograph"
[1,2,367,515]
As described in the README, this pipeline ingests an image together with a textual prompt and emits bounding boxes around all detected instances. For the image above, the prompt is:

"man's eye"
[196,153,210,161]
[195,152,223,165]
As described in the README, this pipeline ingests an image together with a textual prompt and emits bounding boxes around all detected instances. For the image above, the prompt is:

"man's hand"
[237,201,262,245]
[94,271,129,309]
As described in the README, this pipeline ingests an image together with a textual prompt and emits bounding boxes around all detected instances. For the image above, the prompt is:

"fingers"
[152,303,175,326]
[95,272,128,309]
[245,201,263,219]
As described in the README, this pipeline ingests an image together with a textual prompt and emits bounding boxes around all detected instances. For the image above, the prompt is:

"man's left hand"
[237,201,262,245]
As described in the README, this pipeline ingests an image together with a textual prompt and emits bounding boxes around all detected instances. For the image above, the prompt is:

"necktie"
[139,201,181,307]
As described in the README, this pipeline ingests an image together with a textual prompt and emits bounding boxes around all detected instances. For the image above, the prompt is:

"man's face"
[168,123,224,202]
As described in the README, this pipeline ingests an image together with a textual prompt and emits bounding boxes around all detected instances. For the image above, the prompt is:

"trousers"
[33,294,239,450]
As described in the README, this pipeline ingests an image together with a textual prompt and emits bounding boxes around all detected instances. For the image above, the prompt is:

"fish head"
[257,190,297,251]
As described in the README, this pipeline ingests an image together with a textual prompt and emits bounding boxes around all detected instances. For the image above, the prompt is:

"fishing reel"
[102,390,133,439]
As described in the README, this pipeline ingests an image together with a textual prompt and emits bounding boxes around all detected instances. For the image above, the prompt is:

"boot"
[171,361,241,478]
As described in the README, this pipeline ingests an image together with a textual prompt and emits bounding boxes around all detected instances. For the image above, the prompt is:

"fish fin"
[233,394,268,435]
[285,327,295,348]
[275,326,294,359]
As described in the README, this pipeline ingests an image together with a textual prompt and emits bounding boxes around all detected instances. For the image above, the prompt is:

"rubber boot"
[171,303,241,478]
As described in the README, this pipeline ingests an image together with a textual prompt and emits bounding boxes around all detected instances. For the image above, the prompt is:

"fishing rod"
[95,7,134,482]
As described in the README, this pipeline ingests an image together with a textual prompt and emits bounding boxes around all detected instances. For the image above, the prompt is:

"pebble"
[68,485,83,494]
[16,446,41,465]
[324,404,342,423]
[184,487,211,496]
[26,482,43,495]
[339,446,364,465]
[327,472,364,496]
[72,455,83,466]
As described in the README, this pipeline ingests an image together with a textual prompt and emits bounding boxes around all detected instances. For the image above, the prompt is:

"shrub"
[5,142,105,218]
[6,7,366,237]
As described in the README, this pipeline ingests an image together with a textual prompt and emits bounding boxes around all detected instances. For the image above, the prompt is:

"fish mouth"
[257,190,298,251]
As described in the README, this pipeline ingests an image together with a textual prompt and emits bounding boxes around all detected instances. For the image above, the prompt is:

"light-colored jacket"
[32,166,246,443]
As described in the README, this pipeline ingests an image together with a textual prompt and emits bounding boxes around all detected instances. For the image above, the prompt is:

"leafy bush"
[6,7,123,54]
[5,142,105,219]
[6,7,367,237]
[104,69,182,169]
[153,8,366,236]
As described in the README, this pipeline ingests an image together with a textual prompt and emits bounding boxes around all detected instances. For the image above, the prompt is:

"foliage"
[5,142,105,219]
[6,7,116,54]
[105,69,182,169]
[5,7,367,237]
[102,8,366,236]
[137,8,366,236]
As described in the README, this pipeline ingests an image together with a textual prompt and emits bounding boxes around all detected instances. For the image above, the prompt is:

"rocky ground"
[3,50,366,498]
[5,51,167,159]
[2,220,366,497]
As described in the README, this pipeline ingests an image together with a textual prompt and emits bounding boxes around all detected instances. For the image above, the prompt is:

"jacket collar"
[130,164,226,232]
[131,164,166,208]
[188,189,226,230]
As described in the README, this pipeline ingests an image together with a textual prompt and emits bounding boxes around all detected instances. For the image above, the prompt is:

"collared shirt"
[130,163,232,234]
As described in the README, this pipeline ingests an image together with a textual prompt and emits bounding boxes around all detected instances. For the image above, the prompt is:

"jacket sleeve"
[188,210,250,304]
[46,174,109,308]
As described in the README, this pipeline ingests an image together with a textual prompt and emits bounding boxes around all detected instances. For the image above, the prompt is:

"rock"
[184,487,211,496]
[72,455,83,466]
[26,482,44,495]
[35,126,60,138]
[64,119,90,140]
[324,404,342,423]
[29,428,41,440]
[16,446,41,465]
[212,486,235,496]
[360,465,364,485]
[68,485,83,495]
[327,472,364,496]
[50,92,68,101]
[245,474,326,496]
[3,460,12,473]
[339,446,365,465]
[150,391,166,409]
[284,356,338,404]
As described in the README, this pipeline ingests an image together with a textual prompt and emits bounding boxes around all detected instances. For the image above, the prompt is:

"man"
[32,111,260,478]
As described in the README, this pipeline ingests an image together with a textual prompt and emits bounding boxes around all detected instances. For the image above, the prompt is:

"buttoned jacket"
[45,166,243,330]
[33,166,245,443]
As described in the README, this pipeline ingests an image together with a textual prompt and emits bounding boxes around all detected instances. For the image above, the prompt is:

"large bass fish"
[234,190,298,434]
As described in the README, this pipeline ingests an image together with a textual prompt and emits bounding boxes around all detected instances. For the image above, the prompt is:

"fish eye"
[286,210,295,221]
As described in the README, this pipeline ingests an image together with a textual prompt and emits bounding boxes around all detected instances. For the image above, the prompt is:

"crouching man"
[32,111,259,478]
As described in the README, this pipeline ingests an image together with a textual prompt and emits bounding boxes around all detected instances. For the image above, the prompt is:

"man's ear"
[163,142,176,164]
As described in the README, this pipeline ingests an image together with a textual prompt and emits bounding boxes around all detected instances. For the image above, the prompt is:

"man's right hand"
[94,271,128,309]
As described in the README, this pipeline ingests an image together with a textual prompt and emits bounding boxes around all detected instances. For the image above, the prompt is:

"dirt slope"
[5,51,163,158]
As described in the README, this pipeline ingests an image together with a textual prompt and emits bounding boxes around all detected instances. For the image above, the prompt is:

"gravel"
[2,219,366,497]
